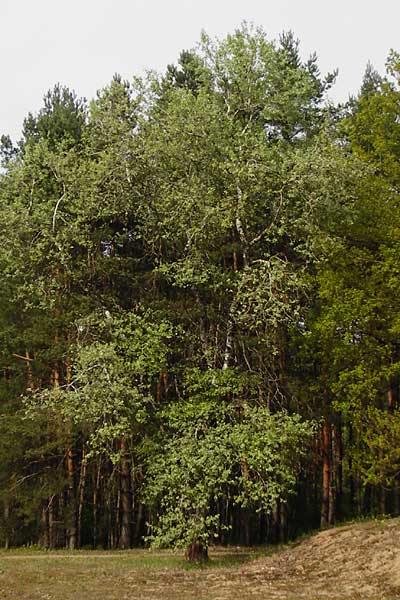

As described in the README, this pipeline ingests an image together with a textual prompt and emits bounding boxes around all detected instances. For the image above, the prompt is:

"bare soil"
[0,518,399,599]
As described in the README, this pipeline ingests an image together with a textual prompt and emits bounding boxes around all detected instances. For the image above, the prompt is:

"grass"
[1,521,399,599]
[0,545,262,568]
[0,546,265,600]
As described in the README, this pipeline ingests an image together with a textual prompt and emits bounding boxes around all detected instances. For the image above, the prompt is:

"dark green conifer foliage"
[22,84,86,150]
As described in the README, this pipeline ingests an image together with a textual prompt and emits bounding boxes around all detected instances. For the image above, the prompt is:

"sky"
[1,0,399,142]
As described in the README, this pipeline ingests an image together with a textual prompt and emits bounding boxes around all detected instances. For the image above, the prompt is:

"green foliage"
[144,406,312,550]
[22,84,86,150]
[24,310,175,460]
[0,23,399,551]
[353,407,400,486]
[344,53,400,186]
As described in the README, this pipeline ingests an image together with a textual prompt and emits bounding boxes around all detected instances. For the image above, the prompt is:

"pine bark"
[4,502,9,550]
[320,418,331,529]
[119,436,131,549]
[66,446,77,549]
[77,450,87,548]
[92,461,101,549]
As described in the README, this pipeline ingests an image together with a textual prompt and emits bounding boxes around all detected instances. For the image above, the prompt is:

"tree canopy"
[0,23,399,558]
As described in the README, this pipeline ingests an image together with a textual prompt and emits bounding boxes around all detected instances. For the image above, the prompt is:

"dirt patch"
[0,519,399,599]
[233,518,400,599]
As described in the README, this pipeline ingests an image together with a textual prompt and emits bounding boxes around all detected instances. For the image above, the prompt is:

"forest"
[0,24,399,561]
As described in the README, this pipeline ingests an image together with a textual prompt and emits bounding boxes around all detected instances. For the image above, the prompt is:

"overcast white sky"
[1,0,399,141]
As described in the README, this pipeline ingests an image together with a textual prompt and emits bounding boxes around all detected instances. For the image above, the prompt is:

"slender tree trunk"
[380,485,387,515]
[394,482,400,516]
[222,315,235,370]
[240,459,251,545]
[321,418,331,529]
[328,423,336,526]
[134,502,145,545]
[64,356,77,550]
[348,424,356,516]
[222,186,249,371]
[355,472,362,517]
[335,419,343,519]
[388,379,400,514]
[77,450,87,548]
[119,437,131,549]
[271,499,280,543]
[48,496,55,549]
[40,504,49,548]
[280,502,287,544]
[388,380,396,413]
[65,446,77,549]
[25,350,33,389]
[233,250,238,272]
[92,461,101,549]
[107,483,116,550]
[235,185,248,268]
[363,483,372,514]
[4,501,10,550]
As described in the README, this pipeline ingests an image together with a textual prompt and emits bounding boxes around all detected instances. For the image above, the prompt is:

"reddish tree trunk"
[66,446,77,549]
[321,418,331,529]
[185,541,208,562]
[119,437,131,549]
[77,450,87,548]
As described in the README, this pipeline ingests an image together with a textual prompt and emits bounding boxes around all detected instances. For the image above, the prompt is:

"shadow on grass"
[0,546,265,572]
[183,549,265,570]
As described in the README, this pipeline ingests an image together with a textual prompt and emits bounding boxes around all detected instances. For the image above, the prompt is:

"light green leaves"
[144,404,312,549]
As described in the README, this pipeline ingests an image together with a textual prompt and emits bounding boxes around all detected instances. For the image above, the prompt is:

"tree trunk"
[48,497,55,548]
[65,446,77,549]
[348,424,356,516]
[134,502,145,546]
[321,418,331,529]
[240,458,251,545]
[40,504,49,548]
[380,485,387,515]
[335,419,343,519]
[271,499,280,543]
[4,501,10,550]
[92,461,101,548]
[222,317,234,370]
[77,450,87,548]
[119,437,131,549]
[235,185,249,268]
[25,350,34,389]
[388,377,400,514]
[185,541,208,562]
[328,423,336,526]
[280,502,287,544]
[65,358,77,550]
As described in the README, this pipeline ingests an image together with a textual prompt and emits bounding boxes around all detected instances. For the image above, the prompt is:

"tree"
[22,84,86,150]
[144,389,312,559]
[1,24,398,554]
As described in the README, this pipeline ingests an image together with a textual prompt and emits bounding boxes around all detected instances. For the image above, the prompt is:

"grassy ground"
[0,547,261,600]
[1,520,400,599]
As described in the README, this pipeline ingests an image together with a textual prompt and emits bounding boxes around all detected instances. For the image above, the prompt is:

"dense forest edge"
[0,23,400,561]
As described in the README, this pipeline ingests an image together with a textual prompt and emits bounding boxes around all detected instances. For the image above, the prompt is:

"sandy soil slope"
[229,518,400,599]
